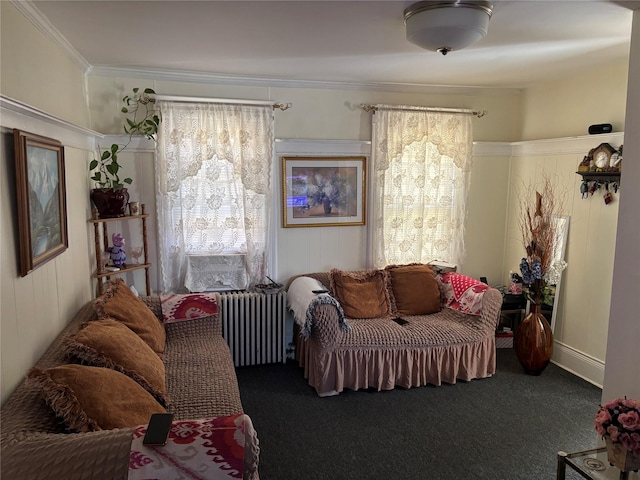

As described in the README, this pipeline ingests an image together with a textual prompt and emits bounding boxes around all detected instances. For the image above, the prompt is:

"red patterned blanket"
[160,294,218,324]
[128,414,247,479]
[438,272,489,316]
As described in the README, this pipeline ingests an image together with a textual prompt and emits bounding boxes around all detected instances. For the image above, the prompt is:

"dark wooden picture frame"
[13,129,68,276]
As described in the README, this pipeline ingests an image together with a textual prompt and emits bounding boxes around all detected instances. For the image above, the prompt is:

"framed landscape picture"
[13,129,68,276]
[282,156,366,227]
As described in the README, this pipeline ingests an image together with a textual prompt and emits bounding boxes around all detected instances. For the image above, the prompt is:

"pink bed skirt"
[296,334,496,396]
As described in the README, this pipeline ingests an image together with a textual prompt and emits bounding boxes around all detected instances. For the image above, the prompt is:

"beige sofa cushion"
[95,278,166,354]
[28,364,166,432]
[330,268,392,319]
[65,319,168,407]
[386,263,441,316]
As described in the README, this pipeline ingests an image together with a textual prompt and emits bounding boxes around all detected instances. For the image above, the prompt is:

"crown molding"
[89,66,522,97]
[12,1,92,74]
[17,2,520,96]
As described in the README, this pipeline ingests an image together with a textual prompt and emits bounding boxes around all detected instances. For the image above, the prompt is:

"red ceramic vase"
[515,303,554,375]
[90,188,129,218]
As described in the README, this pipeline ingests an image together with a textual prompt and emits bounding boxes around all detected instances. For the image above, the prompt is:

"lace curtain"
[370,106,473,268]
[155,101,274,292]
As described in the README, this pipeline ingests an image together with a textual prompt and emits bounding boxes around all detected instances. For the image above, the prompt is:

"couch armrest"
[2,416,259,480]
[288,275,348,351]
[307,302,346,350]
[479,287,503,331]
[1,428,134,480]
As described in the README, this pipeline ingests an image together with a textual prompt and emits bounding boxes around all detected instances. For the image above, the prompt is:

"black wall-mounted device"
[588,124,613,135]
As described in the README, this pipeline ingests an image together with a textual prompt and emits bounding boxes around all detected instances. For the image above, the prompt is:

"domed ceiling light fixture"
[404,1,493,55]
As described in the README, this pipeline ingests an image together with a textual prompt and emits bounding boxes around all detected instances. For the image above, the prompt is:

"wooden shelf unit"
[89,204,151,296]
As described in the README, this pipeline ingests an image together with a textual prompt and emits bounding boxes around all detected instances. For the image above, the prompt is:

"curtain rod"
[361,104,486,118]
[152,94,292,111]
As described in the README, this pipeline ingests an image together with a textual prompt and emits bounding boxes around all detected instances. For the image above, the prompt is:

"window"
[370,107,473,268]
[155,101,274,292]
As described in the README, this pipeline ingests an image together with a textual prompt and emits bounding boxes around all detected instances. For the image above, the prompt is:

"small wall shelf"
[576,171,621,183]
[89,204,151,296]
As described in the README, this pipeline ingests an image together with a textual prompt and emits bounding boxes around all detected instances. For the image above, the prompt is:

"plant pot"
[514,303,554,375]
[90,188,130,218]
[606,437,640,472]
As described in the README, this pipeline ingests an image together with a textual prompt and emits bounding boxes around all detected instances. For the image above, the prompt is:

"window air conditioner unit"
[184,254,248,292]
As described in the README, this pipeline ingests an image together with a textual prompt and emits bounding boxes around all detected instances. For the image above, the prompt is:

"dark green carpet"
[236,349,601,479]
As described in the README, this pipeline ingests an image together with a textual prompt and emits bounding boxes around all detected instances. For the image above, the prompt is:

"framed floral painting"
[13,129,68,276]
[281,156,366,227]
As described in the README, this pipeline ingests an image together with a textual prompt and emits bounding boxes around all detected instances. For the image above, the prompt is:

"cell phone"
[312,289,330,294]
[393,317,409,326]
[143,413,174,446]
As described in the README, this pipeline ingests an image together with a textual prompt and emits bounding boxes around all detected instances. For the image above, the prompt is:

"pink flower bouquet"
[595,397,640,453]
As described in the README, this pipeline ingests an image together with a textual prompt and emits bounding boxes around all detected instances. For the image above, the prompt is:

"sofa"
[0,279,260,480]
[288,264,503,396]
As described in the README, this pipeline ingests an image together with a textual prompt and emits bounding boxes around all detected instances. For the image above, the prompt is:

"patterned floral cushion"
[437,272,489,316]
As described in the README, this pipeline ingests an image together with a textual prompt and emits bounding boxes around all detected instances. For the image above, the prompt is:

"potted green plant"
[89,87,160,218]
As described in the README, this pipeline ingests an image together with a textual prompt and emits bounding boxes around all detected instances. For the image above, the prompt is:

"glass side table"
[557,448,640,480]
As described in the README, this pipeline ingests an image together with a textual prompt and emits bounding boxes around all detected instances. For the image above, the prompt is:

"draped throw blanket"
[155,101,274,292]
[437,272,489,316]
[287,276,349,338]
[128,414,248,480]
[160,293,218,324]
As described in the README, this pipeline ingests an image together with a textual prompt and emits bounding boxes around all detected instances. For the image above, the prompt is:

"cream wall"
[602,9,640,402]
[502,59,631,385]
[0,3,90,128]
[0,2,95,405]
[87,75,517,287]
[1,2,636,408]
[502,136,621,385]
[519,57,629,141]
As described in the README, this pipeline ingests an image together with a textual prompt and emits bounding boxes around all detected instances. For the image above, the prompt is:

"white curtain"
[370,106,473,268]
[155,101,274,292]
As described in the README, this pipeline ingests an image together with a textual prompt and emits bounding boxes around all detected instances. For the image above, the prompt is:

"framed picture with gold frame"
[282,156,366,227]
[13,129,68,276]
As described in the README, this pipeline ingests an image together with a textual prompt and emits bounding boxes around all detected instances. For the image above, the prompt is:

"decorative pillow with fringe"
[329,268,392,319]
[95,278,166,354]
[385,263,441,316]
[65,319,168,408]
[28,364,166,432]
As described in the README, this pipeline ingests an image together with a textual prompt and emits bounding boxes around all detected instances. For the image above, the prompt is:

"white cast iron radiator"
[218,291,287,367]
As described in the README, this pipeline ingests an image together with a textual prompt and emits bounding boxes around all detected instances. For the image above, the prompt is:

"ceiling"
[30,1,637,90]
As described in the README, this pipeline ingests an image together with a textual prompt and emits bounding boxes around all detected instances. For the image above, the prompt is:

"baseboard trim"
[552,341,604,388]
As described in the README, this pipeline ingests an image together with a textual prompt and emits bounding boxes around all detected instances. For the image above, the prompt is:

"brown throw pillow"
[385,263,441,316]
[329,269,392,319]
[66,319,168,407]
[28,364,166,432]
[95,278,165,354]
